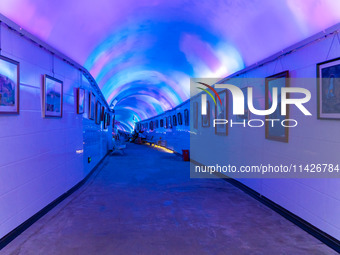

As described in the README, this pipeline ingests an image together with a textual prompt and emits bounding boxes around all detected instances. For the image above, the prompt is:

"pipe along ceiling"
[1,0,340,131]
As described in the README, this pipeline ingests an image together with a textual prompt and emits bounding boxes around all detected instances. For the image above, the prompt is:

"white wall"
[140,27,340,241]
[190,29,340,240]
[139,103,190,154]
[0,23,111,239]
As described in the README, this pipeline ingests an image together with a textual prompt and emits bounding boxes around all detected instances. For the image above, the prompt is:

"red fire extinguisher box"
[182,150,190,161]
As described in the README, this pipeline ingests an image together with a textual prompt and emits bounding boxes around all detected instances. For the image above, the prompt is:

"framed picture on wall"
[215,90,228,135]
[184,109,189,126]
[106,112,111,126]
[235,87,250,121]
[103,112,108,129]
[95,101,101,124]
[42,75,63,118]
[101,105,105,121]
[265,71,289,142]
[317,57,340,119]
[193,102,198,129]
[202,100,210,127]
[77,88,85,114]
[177,112,183,125]
[172,115,177,126]
[112,114,115,130]
[88,92,95,120]
[0,55,20,114]
[168,115,172,128]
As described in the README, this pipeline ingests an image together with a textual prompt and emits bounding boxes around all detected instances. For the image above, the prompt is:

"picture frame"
[95,101,101,125]
[235,87,250,121]
[106,112,111,126]
[101,106,105,121]
[193,102,198,129]
[168,115,172,128]
[88,92,95,120]
[265,71,289,143]
[184,109,189,126]
[215,90,228,135]
[77,88,85,114]
[202,100,210,128]
[317,57,340,119]
[103,112,108,129]
[42,74,63,118]
[112,114,115,130]
[172,115,177,126]
[0,55,20,114]
[177,112,183,125]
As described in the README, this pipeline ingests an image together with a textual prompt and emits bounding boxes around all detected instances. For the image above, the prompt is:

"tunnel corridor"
[0,1,340,254]
[1,144,337,254]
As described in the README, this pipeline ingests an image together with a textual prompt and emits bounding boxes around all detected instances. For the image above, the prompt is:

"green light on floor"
[88,157,91,163]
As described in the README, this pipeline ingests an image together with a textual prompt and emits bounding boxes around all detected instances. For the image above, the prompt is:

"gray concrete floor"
[1,144,337,255]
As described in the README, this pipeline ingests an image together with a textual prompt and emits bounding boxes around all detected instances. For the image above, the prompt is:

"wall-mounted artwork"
[77,88,85,114]
[202,100,210,128]
[193,102,198,129]
[172,115,177,126]
[165,117,168,128]
[95,101,101,124]
[0,56,20,114]
[235,87,250,121]
[168,115,172,128]
[265,71,289,142]
[177,112,183,125]
[88,92,95,120]
[106,112,111,126]
[184,109,189,126]
[101,106,105,121]
[104,112,108,129]
[317,57,340,119]
[43,75,63,118]
[215,90,228,135]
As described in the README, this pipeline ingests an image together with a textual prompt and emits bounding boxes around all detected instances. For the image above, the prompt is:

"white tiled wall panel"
[0,24,111,239]
[140,28,340,240]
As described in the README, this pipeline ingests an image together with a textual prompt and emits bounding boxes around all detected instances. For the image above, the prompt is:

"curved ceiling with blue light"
[1,0,340,131]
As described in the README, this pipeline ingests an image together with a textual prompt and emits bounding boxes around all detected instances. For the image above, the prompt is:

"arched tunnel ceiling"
[1,0,340,132]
